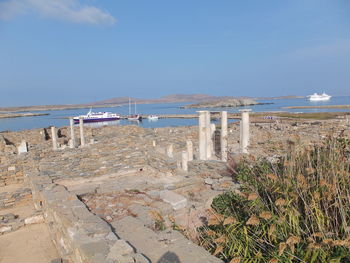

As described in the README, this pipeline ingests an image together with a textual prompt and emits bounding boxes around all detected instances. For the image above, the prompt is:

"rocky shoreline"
[180,98,267,108]
[283,104,350,109]
[0,113,49,119]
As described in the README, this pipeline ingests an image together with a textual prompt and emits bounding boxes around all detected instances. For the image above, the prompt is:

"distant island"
[180,98,264,109]
[0,94,300,114]
[0,112,49,119]
[254,95,304,100]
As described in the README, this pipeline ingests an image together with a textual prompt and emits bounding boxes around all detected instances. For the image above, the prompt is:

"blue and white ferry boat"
[73,109,120,123]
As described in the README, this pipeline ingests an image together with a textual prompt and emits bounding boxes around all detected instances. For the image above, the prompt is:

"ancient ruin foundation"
[1,112,349,262]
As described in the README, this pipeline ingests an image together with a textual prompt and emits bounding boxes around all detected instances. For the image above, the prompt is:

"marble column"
[186,140,193,161]
[69,118,75,148]
[239,109,251,153]
[205,111,212,159]
[210,123,216,157]
[220,111,228,161]
[167,144,173,158]
[182,151,188,171]
[198,111,207,160]
[79,117,85,147]
[51,126,58,150]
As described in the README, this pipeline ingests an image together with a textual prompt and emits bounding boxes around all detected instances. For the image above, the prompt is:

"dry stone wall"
[28,171,149,263]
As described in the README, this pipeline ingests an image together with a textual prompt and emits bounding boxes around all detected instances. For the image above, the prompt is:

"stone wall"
[28,171,149,263]
[0,165,24,187]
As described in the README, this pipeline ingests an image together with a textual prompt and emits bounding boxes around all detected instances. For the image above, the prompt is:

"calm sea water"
[1,96,350,132]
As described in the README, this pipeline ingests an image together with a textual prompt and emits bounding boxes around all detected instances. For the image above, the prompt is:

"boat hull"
[309,97,331,101]
[74,117,120,124]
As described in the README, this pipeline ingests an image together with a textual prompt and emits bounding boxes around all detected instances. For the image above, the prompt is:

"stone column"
[182,151,188,171]
[167,144,173,158]
[220,111,228,161]
[239,109,251,153]
[210,123,216,157]
[186,140,193,161]
[198,111,207,160]
[51,126,58,150]
[79,117,85,147]
[69,118,75,148]
[205,111,212,159]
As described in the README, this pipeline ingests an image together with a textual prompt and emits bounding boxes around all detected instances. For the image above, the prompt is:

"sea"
[1,96,350,132]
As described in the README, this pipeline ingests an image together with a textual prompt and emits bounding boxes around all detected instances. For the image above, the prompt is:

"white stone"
[160,190,187,210]
[240,109,251,154]
[24,215,44,225]
[210,123,216,157]
[7,166,16,171]
[0,226,12,233]
[205,111,212,159]
[220,111,228,161]
[69,139,74,148]
[79,118,85,147]
[69,118,76,148]
[167,144,173,158]
[186,140,193,161]
[17,140,28,154]
[181,151,188,171]
[51,126,58,150]
[204,178,214,185]
[198,111,207,160]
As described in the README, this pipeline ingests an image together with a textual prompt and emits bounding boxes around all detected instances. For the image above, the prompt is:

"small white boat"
[127,114,142,121]
[308,92,331,101]
[73,109,120,123]
[147,115,158,120]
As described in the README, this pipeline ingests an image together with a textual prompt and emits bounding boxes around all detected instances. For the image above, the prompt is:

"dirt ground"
[0,223,58,263]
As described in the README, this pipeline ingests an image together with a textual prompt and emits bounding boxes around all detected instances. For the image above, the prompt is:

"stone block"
[108,240,134,257]
[0,226,12,234]
[24,214,44,225]
[7,166,16,171]
[17,140,28,154]
[160,190,187,210]
[204,178,214,185]
[79,240,109,259]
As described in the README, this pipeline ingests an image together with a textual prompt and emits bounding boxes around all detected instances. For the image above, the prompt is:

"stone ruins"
[0,110,349,262]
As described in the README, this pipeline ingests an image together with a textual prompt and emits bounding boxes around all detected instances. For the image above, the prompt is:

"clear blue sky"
[0,0,350,106]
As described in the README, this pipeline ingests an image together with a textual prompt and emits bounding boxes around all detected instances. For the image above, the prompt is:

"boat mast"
[134,101,137,115]
[129,98,131,115]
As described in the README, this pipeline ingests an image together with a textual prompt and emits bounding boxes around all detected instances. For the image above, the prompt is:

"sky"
[0,0,350,106]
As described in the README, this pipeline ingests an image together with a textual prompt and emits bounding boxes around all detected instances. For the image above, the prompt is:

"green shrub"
[198,137,350,262]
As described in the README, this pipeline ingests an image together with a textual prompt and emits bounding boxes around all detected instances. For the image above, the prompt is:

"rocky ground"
[0,114,349,262]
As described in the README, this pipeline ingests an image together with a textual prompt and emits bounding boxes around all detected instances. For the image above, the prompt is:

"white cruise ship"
[308,92,331,101]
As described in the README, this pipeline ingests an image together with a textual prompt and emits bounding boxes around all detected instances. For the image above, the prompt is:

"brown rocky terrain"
[181,98,262,108]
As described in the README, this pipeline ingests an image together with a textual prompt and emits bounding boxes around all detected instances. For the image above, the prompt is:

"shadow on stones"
[157,251,181,263]
[3,137,15,146]
[43,128,50,140]
[57,128,66,138]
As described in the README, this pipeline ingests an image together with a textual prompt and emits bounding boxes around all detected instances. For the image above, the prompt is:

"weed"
[198,136,350,262]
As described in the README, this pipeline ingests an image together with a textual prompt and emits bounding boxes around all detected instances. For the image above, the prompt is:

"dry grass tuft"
[198,136,350,262]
